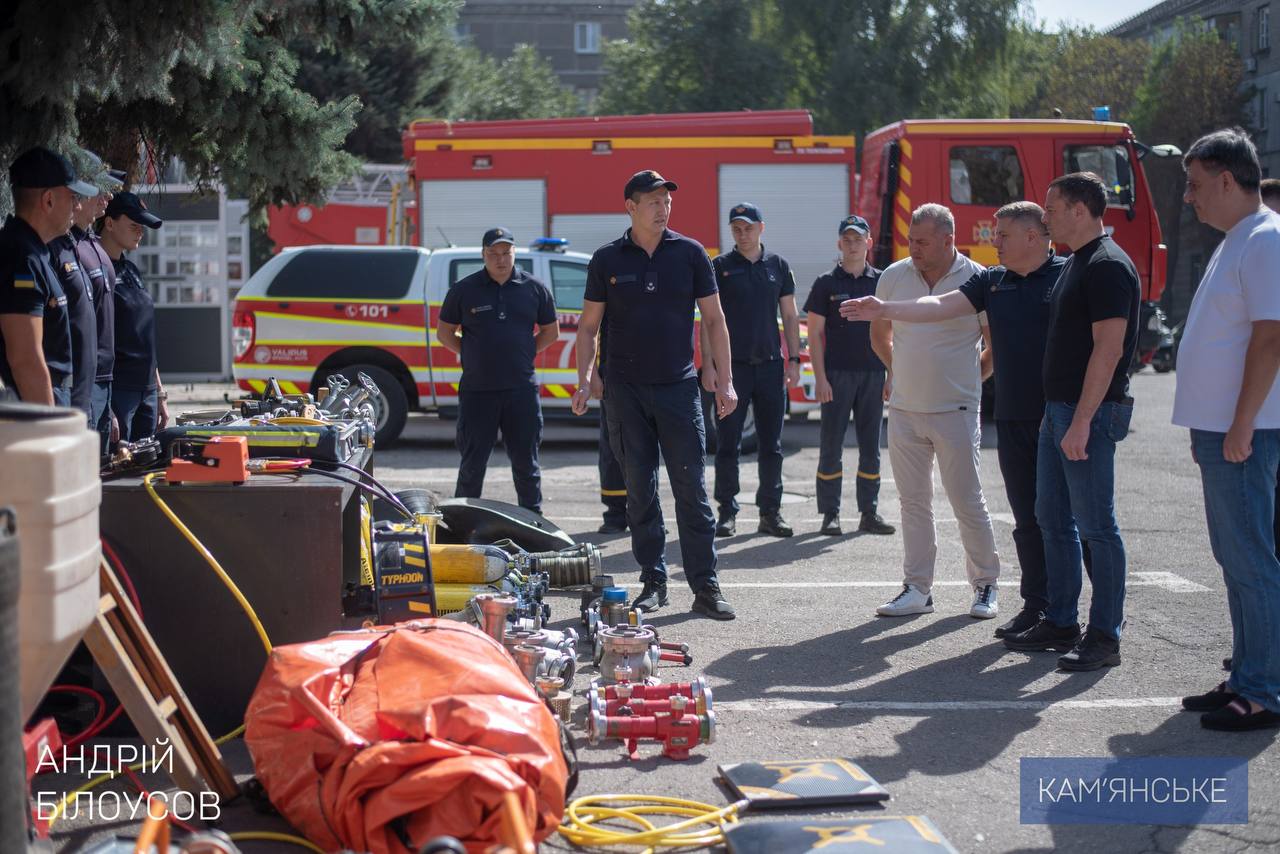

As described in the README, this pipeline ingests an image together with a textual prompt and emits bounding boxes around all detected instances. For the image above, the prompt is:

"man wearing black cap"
[438,227,559,513]
[48,154,122,418]
[1,147,95,405]
[706,202,800,538]
[804,215,895,537]
[99,191,166,441]
[571,169,739,620]
[77,169,125,451]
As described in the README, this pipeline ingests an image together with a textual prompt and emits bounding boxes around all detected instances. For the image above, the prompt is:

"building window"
[575,22,601,54]
[1260,5,1271,51]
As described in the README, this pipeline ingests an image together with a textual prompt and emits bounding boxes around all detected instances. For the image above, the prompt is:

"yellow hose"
[558,794,747,853]
[142,472,273,655]
[228,831,326,852]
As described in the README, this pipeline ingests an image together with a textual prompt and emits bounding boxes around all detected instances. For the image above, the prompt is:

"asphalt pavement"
[49,370,1280,853]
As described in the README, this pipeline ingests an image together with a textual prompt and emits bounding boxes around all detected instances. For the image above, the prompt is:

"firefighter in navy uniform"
[804,215,896,537]
[0,147,94,406]
[437,228,560,514]
[594,318,629,534]
[571,169,739,620]
[76,170,125,453]
[98,192,166,441]
[48,159,121,419]
[707,202,801,538]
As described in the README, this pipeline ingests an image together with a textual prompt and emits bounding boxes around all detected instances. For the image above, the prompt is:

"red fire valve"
[593,675,712,707]
[587,708,716,761]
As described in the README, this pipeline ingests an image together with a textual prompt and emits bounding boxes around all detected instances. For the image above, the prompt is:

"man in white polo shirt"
[1174,128,1280,732]
[860,203,1000,619]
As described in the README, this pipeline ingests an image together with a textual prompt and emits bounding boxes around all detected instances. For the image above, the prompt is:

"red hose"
[47,684,106,749]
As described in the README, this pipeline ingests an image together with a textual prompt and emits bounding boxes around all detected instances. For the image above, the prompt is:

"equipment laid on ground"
[723,815,959,853]
[718,759,890,808]
[502,629,576,683]
[244,620,570,852]
[435,497,575,552]
[587,699,716,761]
[592,622,692,684]
[590,676,714,717]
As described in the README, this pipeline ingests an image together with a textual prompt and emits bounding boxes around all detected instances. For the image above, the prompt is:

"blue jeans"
[1192,428,1280,714]
[606,377,717,593]
[90,381,112,457]
[455,383,543,513]
[111,386,158,443]
[715,359,786,515]
[1036,400,1132,639]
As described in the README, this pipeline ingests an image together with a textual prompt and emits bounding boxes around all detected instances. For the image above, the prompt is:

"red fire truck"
[858,119,1169,365]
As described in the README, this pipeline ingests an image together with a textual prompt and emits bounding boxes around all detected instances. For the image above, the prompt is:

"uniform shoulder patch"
[12,275,36,289]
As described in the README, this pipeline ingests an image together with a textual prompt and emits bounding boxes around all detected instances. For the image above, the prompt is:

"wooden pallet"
[82,561,239,800]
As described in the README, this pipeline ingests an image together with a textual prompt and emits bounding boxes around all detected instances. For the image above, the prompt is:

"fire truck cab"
[858,119,1168,366]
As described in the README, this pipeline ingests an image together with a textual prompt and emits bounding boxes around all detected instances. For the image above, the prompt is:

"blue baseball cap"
[624,169,678,199]
[728,202,763,223]
[838,214,870,236]
[8,147,98,196]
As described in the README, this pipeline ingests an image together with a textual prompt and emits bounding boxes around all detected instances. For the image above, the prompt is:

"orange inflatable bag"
[244,620,569,853]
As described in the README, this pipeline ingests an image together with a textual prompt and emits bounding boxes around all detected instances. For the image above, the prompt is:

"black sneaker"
[598,516,628,534]
[1058,626,1121,671]
[758,509,794,538]
[819,512,842,536]
[691,581,736,620]
[631,579,669,612]
[1223,656,1233,671]
[1182,681,1239,712]
[994,607,1043,639]
[1003,618,1082,652]
[858,512,895,535]
[715,513,736,538]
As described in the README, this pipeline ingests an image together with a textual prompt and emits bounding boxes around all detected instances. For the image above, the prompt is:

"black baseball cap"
[101,169,127,193]
[8,146,98,196]
[838,214,870,236]
[482,226,515,247]
[105,192,163,228]
[728,202,762,224]
[624,169,678,199]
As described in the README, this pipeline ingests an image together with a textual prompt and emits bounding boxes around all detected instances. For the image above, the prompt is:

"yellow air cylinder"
[423,543,510,584]
[434,583,503,614]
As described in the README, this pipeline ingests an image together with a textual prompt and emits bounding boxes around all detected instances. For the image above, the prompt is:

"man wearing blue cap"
[438,227,559,513]
[1,147,95,405]
[804,215,895,537]
[707,202,801,538]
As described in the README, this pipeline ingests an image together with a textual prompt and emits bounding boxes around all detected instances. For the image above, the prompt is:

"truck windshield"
[1064,145,1135,209]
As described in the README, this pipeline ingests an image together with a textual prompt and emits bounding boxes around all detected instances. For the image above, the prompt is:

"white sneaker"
[970,584,998,619]
[876,584,934,617]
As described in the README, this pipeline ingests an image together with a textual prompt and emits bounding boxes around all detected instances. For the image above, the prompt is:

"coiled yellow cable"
[228,830,326,852]
[142,472,273,655]
[558,794,747,853]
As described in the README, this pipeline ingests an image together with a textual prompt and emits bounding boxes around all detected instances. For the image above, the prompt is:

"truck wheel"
[339,364,408,448]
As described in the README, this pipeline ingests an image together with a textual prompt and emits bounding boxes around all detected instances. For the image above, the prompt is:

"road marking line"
[612,575,1206,592]
[716,697,1183,713]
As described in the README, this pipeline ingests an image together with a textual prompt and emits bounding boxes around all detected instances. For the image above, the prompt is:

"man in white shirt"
[862,204,1000,619]
[1174,128,1280,732]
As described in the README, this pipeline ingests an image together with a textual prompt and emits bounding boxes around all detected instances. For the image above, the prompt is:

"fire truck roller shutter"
[419,179,547,249]
[550,214,633,255]
[717,164,851,309]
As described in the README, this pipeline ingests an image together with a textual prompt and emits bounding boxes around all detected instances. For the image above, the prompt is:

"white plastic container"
[0,403,101,719]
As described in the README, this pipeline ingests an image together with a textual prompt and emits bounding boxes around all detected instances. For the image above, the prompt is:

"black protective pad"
[724,815,959,854]
[437,497,575,552]
[718,759,890,808]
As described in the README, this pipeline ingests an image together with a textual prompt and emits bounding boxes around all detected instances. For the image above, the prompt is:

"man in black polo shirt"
[76,169,124,452]
[805,215,895,537]
[593,320,629,534]
[707,202,800,538]
[1004,173,1139,670]
[1,147,94,405]
[571,169,738,620]
[438,228,559,514]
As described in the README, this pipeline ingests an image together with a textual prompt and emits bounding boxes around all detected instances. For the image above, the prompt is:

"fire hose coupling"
[588,676,714,718]
[511,644,543,683]
[515,542,601,587]
[586,707,717,761]
[536,675,572,723]
[503,629,576,683]
[594,624,657,684]
[473,592,517,644]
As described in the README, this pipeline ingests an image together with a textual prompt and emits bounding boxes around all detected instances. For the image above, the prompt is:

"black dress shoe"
[1223,656,1233,671]
[1182,681,1239,712]
[994,608,1043,639]
[858,512,895,535]
[1058,627,1121,671]
[691,581,736,620]
[1201,698,1280,731]
[819,512,841,536]
[715,513,736,537]
[598,517,628,534]
[758,509,793,537]
[1003,619,1082,652]
[631,579,669,612]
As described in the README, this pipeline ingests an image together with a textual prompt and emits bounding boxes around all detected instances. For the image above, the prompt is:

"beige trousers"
[887,407,1000,592]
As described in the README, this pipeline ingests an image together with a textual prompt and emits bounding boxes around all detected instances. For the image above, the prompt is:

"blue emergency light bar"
[531,237,569,252]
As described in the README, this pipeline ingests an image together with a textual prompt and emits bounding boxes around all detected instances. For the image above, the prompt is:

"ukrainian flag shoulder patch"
[12,276,36,290]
